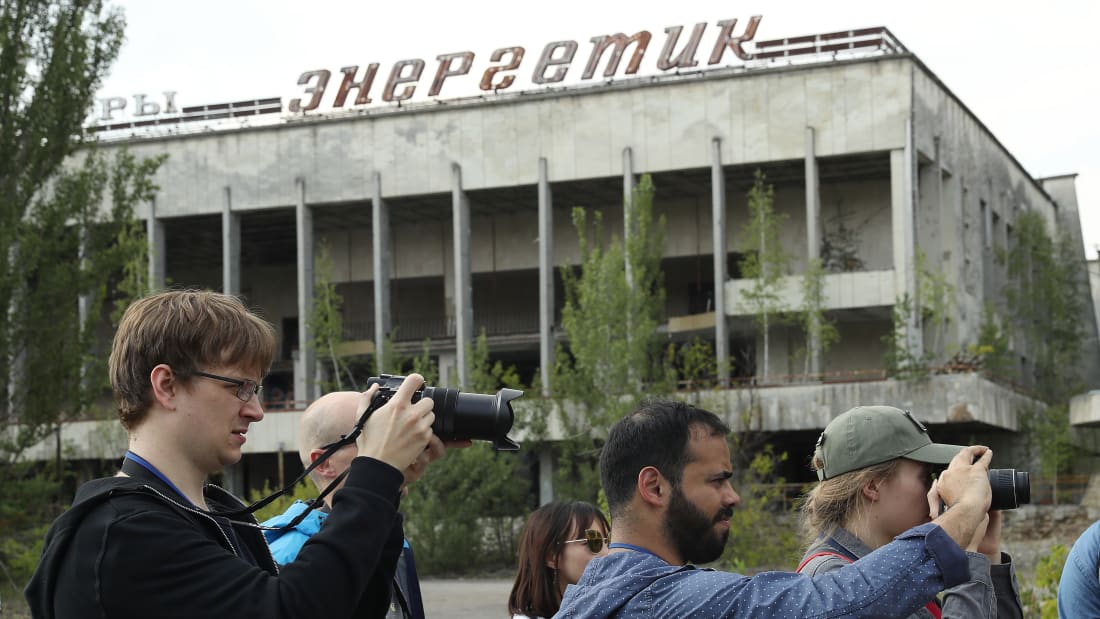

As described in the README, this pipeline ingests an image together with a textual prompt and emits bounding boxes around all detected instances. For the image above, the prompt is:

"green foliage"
[553,174,671,501]
[1004,211,1085,402]
[246,480,317,524]
[738,170,789,381]
[882,294,930,380]
[469,330,523,392]
[1021,543,1067,618]
[973,304,1013,379]
[1003,212,1085,474]
[0,2,162,590]
[718,445,801,571]
[402,443,530,574]
[409,338,439,385]
[400,332,530,574]
[0,465,59,590]
[916,250,956,358]
[308,241,357,393]
[673,337,719,389]
[798,258,839,379]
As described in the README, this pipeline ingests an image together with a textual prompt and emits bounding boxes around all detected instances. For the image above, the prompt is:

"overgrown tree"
[401,332,529,574]
[553,174,672,500]
[1004,211,1085,477]
[307,241,357,392]
[0,1,164,591]
[738,170,789,382]
[798,257,839,379]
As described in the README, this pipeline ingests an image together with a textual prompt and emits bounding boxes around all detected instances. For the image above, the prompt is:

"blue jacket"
[554,523,970,619]
[263,500,425,619]
[1059,519,1100,619]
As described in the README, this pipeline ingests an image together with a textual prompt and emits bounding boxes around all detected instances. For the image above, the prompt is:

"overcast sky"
[96,0,1099,255]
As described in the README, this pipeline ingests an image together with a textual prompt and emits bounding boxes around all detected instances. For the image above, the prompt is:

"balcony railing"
[342,312,540,343]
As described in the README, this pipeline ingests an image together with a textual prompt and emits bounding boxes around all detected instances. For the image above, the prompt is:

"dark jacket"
[798,526,1024,619]
[26,456,405,619]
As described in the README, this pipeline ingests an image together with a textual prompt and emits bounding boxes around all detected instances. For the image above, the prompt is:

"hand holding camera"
[356,374,436,475]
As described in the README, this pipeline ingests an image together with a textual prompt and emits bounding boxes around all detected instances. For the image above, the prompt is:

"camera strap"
[205,391,387,529]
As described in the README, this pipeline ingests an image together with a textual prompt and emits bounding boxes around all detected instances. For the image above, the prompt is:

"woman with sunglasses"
[508,500,610,619]
[798,406,1023,619]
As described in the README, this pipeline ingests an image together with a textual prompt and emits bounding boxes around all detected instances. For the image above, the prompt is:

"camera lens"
[988,468,1030,510]
[420,386,522,450]
[365,375,521,451]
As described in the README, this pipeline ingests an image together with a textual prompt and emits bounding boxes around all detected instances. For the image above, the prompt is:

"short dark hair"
[508,500,610,618]
[600,399,729,516]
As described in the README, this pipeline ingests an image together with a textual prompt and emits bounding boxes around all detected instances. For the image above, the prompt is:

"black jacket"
[26,456,405,619]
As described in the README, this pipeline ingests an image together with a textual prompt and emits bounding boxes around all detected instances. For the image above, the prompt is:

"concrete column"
[146,198,166,291]
[538,445,555,506]
[451,163,473,389]
[295,178,316,402]
[537,158,554,396]
[890,121,922,361]
[710,138,729,386]
[804,127,822,377]
[372,172,391,373]
[222,186,241,295]
[622,147,636,291]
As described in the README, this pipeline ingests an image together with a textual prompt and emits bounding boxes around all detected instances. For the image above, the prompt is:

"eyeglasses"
[561,529,608,554]
[192,370,262,402]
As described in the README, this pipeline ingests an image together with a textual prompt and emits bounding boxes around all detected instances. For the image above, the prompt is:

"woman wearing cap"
[508,500,610,619]
[798,405,1023,619]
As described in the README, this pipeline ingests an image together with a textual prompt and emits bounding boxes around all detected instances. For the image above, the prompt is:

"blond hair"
[799,455,902,543]
[109,289,276,430]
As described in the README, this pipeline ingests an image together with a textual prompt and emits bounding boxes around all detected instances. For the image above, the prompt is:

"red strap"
[797,550,942,618]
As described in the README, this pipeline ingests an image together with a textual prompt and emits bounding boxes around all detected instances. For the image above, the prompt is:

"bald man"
[263,391,442,619]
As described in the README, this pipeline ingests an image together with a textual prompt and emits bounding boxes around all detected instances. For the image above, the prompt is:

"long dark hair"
[507,500,610,618]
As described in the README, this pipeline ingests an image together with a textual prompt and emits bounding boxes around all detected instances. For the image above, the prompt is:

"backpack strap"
[796,549,942,618]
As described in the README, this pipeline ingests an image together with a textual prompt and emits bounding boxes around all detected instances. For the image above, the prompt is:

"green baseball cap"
[813,405,964,481]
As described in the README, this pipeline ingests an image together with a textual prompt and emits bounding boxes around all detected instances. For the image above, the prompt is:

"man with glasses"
[262,391,442,619]
[555,399,999,619]
[27,289,446,619]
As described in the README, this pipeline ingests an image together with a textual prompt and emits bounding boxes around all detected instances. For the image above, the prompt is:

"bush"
[402,443,530,574]
[1022,543,1067,619]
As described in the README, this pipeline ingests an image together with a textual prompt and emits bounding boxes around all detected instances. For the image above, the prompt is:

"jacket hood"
[25,476,155,619]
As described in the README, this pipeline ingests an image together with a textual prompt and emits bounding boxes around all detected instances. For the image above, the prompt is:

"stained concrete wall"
[91,57,913,219]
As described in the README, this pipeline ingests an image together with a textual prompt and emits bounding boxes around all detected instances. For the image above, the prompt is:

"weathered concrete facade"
[33,45,1097,492]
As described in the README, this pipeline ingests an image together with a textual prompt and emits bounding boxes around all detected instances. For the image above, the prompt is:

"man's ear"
[637,466,668,507]
[310,448,337,479]
[150,364,177,411]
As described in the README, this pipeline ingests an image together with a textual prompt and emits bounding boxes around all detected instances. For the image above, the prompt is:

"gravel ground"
[420,577,515,619]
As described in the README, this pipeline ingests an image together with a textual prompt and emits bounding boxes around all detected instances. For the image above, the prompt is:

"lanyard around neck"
[123,451,197,507]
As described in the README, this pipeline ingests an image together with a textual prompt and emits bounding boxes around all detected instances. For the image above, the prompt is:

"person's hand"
[976,510,1003,564]
[936,446,992,512]
[931,446,993,549]
[398,437,473,497]
[355,375,435,474]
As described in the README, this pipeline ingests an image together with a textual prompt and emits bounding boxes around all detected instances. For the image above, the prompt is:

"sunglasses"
[561,529,609,554]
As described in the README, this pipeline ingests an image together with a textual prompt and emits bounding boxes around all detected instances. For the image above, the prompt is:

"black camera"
[988,468,1030,510]
[365,374,521,451]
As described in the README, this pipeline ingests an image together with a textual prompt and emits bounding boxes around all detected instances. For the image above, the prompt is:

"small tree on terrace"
[738,170,790,383]
[553,174,673,501]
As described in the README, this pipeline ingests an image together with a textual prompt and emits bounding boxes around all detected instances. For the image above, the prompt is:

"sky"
[96,0,1099,256]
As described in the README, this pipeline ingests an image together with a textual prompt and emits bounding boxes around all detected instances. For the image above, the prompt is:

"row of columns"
[143,127,920,403]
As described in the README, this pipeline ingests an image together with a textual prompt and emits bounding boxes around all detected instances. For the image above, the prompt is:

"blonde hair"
[109,289,276,430]
[799,455,902,543]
